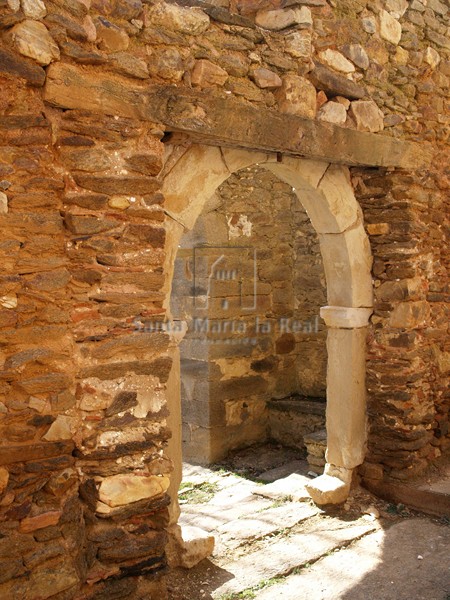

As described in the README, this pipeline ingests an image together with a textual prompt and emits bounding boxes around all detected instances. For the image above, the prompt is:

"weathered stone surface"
[43,415,75,441]
[146,2,210,35]
[0,441,75,466]
[317,101,347,125]
[342,44,369,70]
[424,46,440,69]
[319,49,355,73]
[379,9,402,45]
[97,531,166,562]
[275,73,316,118]
[20,510,62,533]
[74,174,159,194]
[11,20,60,65]
[98,474,170,507]
[389,301,430,328]
[109,51,149,79]
[167,524,215,568]
[91,0,142,20]
[349,100,384,133]
[59,41,107,65]
[251,67,282,89]
[255,6,311,30]
[284,30,311,58]
[21,0,47,19]
[0,46,46,85]
[309,61,365,100]
[191,59,228,87]
[305,473,350,505]
[95,16,129,52]
[0,467,8,493]
[0,191,7,214]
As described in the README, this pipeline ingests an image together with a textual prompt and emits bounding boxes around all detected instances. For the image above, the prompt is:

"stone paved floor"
[166,446,450,600]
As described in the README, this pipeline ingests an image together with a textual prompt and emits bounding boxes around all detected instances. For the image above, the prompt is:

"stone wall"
[353,166,450,481]
[0,0,448,597]
[171,166,326,462]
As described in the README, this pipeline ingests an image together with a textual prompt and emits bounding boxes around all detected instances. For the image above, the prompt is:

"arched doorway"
[162,145,373,506]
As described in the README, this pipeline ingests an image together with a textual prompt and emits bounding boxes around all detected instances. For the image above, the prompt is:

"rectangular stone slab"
[44,63,432,170]
[214,518,376,596]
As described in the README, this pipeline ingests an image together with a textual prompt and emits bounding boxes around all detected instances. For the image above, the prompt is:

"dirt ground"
[166,444,450,600]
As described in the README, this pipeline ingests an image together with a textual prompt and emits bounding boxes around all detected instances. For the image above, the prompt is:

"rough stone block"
[389,301,430,328]
[21,0,47,19]
[275,74,316,119]
[305,473,350,505]
[191,59,228,88]
[319,49,355,73]
[379,9,402,45]
[317,101,347,125]
[145,2,210,35]
[98,474,170,508]
[251,67,282,89]
[10,20,60,65]
[95,16,130,52]
[349,100,384,133]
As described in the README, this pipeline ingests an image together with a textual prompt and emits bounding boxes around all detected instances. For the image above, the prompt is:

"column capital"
[320,306,373,328]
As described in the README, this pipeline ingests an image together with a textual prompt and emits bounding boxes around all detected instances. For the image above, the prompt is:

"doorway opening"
[171,165,328,472]
[163,144,373,507]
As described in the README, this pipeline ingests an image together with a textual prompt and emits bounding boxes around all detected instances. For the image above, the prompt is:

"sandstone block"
[284,30,312,58]
[349,100,384,133]
[305,473,350,505]
[275,74,316,119]
[21,0,47,19]
[319,49,355,74]
[389,301,430,329]
[255,6,311,30]
[342,44,369,70]
[0,192,7,214]
[386,0,408,17]
[11,20,60,66]
[0,467,8,494]
[98,474,170,507]
[91,0,142,20]
[43,416,76,441]
[251,67,282,89]
[109,52,149,79]
[95,16,129,52]
[191,59,228,88]
[367,222,389,235]
[309,61,365,99]
[0,46,46,86]
[148,48,184,82]
[20,510,62,533]
[424,46,440,69]
[146,2,210,35]
[317,101,347,125]
[379,9,402,45]
[167,524,215,569]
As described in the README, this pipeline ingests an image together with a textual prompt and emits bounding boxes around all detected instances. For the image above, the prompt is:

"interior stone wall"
[171,166,327,462]
[0,0,448,597]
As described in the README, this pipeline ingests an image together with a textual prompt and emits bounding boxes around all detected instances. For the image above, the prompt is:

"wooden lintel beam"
[44,63,433,170]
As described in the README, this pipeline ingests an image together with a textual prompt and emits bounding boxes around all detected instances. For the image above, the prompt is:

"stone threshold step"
[363,478,450,518]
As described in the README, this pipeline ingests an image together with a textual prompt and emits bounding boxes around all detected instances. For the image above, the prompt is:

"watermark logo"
[192,246,257,311]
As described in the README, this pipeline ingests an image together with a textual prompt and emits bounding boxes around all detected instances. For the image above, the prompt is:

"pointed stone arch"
[162,145,373,504]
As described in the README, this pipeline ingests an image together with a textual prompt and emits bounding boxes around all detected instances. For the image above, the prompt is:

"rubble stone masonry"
[0,0,448,597]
